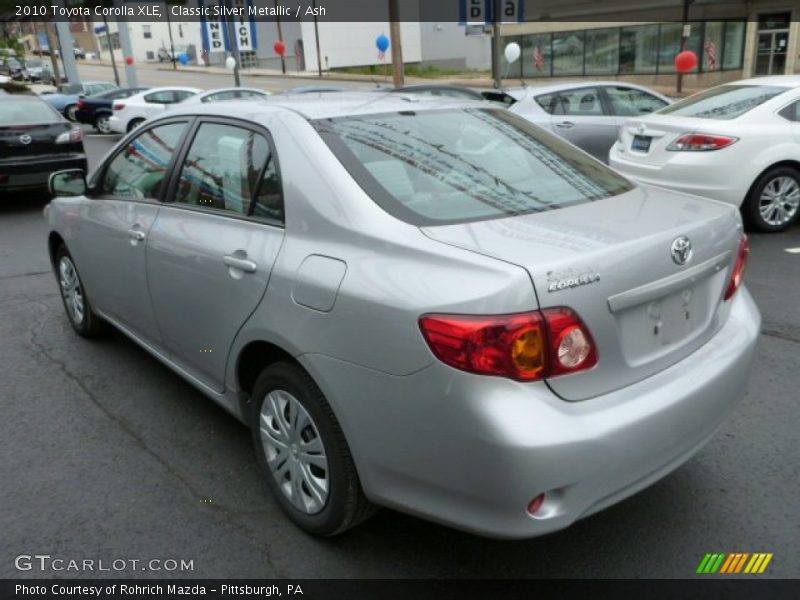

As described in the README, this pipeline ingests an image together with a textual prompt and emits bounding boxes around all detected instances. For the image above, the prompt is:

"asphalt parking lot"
[2,101,800,580]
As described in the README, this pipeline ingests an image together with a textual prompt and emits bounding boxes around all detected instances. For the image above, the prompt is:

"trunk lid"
[616,114,730,168]
[0,122,74,159]
[422,186,742,400]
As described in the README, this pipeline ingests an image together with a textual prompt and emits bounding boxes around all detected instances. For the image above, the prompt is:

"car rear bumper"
[299,288,760,538]
[0,154,87,191]
[74,109,96,125]
[609,143,751,206]
[109,115,126,133]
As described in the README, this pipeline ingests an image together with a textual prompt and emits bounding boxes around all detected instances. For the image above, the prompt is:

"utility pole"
[100,15,120,86]
[114,0,138,87]
[274,0,286,74]
[388,0,403,87]
[43,22,61,85]
[312,0,322,76]
[165,1,177,70]
[491,0,502,88]
[224,0,241,86]
[677,0,692,94]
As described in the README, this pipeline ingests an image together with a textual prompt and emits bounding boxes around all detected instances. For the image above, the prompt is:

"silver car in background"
[46,94,759,538]
[508,81,672,161]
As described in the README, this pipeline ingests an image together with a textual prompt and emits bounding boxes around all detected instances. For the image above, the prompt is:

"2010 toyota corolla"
[45,93,760,539]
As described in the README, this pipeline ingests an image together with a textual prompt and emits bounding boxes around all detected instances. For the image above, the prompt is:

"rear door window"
[659,85,788,119]
[552,88,605,116]
[173,121,282,221]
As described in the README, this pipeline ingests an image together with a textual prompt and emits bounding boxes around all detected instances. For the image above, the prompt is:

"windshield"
[315,108,633,225]
[27,59,43,68]
[0,99,59,125]
[658,84,788,120]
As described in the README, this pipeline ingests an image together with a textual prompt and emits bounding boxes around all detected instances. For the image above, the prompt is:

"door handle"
[127,228,146,242]
[223,254,257,273]
[555,121,575,129]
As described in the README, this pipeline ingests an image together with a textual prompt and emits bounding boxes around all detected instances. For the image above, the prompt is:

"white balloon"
[225,56,236,70]
[504,42,521,64]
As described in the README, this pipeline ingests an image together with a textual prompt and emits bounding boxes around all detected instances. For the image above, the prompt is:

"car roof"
[134,86,202,95]
[0,93,46,102]
[165,92,483,121]
[731,75,800,88]
[197,87,268,96]
[506,80,665,100]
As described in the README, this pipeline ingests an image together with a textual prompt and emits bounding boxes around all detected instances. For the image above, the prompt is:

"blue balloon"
[178,53,190,65]
[376,34,389,53]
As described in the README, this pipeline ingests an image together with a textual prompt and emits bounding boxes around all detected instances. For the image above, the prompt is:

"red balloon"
[273,40,286,57]
[674,50,698,73]
[124,56,134,66]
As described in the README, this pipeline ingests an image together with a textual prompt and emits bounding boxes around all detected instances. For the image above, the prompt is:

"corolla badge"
[19,134,32,145]
[671,236,693,266]
[635,123,646,135]
[546,268,601,293]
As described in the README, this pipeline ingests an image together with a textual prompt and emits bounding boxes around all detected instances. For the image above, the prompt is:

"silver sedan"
[507,81,672,162]
[46,93,759,538]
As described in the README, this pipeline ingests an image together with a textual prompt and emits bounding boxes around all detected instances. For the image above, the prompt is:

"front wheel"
[64,104,77,121]
[743,166,800,233]
[250,362,375,536]
[55,246,105,337]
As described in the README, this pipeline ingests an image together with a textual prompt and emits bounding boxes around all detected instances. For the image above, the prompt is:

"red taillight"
[724,234,750,301]
[667,133,738,151]
[418,307,597,381]
[113,103,125,111]
[76,100,86,110]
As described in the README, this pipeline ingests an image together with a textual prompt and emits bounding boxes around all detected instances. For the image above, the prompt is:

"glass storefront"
[505,21,746,78]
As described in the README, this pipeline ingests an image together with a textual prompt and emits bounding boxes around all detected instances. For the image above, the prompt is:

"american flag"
[704,40,718,70]
[533,46,545,72]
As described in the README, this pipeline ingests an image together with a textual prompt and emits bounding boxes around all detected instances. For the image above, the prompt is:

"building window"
[142,25,152,39]
[146,51,155,60]
[521,33,552,77]
[99,32,120,52]
[619,25,660,74]
[552,30,585,76]
[506,19,746,79]
[585,28,619,75]
[723,21,745,70]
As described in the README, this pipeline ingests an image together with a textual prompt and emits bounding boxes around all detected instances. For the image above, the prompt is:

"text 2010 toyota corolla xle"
[45,94,760,538]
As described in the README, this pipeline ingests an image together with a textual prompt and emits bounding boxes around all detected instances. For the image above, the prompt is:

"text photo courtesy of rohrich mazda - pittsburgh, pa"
[1,1,798,599]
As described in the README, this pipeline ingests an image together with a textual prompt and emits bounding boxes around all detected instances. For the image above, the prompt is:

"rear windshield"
[0,99,59,125]
[658,84,787,120]
[314,108,633,225]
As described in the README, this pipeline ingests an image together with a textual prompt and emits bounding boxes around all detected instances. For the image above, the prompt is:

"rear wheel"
[94,113,112,134]
[55,245,105,337]
[127,118,144,133]
[250,362,375,536]
[64,104,77,121]
[743,166,800,233]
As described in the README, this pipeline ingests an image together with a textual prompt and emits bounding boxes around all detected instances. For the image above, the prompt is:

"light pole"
[224,0,241,87]
[388,0,404,87]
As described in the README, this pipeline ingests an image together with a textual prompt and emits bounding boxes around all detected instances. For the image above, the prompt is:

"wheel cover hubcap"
[97,116,110,132]
[759,176,800,226]
[259,390,329,514]
[58,257,84,325]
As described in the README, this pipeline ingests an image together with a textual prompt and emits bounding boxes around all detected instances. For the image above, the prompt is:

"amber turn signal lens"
[511,327,546,378]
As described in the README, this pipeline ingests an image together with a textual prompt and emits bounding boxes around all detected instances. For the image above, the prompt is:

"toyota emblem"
[19,134,32,145]
[671,236,693,266]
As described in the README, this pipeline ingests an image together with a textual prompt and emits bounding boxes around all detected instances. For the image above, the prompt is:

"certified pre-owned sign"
[14,554,194,573]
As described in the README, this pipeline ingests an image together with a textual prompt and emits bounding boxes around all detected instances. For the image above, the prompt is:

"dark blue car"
[74,87,149,133]
[41,81,117,122]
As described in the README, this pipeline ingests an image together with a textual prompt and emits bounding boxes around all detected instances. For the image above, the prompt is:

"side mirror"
[49,169,87,197]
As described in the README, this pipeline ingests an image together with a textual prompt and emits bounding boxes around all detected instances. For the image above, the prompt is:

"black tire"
[64,104,77,122]
[742,166,800,233]
[127,118,145,133]
[250,362,375,536]
[54,245,105,338]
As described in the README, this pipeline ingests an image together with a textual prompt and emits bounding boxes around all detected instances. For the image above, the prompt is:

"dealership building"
[499,1,799,86]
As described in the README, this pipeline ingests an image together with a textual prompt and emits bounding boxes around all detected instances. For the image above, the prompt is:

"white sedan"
[177,87,271,105]
[610,75,800,232]
[109,86,200,134]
